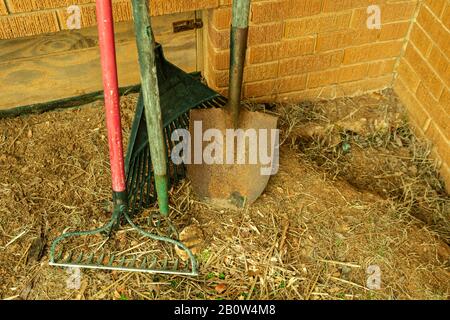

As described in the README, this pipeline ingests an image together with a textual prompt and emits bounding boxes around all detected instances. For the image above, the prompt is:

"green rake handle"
[131,0,169,216]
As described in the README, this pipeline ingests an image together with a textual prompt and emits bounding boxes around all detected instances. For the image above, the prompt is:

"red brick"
[250,0,286,24]
[277,74,308,93]
[368,59,396,78]
[394,77,431,130]
[416,82,449,133]
[210,6,231,30]
[425,122,450,172]
[442,3,450,29]
[284,12,352,38]
[439,88,450,110]
[323,0,388,13]
[208,69,229,87]
[424,0,445,18]
[396,59,420,93]
[251,0,322,24]
[245,79,278,97]
[417,5,450,58]
[279,37,315,58]
[248,23,283,46]
[409,24,432,57]
[248,37,315,64]
[428,46,450,88]
[208,25,230,50]
[316,29,378,52]
[338,63,369,83]
[0,11,60,39]
[404,44,444,99]
[244,62,279,82]
[287,0,322,19]
[150,0,218,16]
[279,50,344,76]
[208,45,230,70]
[307,69,339,88]
[248,43,281,64]
[378,22,410,41]
[343,41,403,64]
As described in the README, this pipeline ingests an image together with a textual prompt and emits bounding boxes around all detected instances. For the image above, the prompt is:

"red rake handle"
[95,0,126,193]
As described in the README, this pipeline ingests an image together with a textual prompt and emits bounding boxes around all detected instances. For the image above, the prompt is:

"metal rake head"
[49,205,198,276]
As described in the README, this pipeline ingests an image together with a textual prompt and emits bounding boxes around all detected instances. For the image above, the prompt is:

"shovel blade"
[187,108,278,208]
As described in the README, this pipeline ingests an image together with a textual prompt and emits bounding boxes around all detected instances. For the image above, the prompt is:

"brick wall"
[393,0,450,191]
[0,0,219,38]
[205,0,417,101]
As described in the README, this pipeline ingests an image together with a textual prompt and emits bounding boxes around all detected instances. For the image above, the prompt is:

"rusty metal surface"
[187,108,278,208]
[227,26,248,129]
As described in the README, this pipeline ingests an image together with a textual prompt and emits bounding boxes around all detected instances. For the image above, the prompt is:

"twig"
[3,229,28,248]
[317,259,361,268]
[8,123,28,151]
[328,276,369,291]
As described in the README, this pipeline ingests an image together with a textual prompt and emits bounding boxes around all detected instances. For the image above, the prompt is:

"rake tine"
[108,254,115,267]
[140,256,148,269]
[97,252,105,265]
[128,255,137,268]
[173,118,186,178]
[65,251,74,263]
[119,256,126,267]
[179,114,189,128]
[139,150,148,209]
[55,250,63,262]
[131,151,142,214]
[87,253,94,264]
[75,252,84,264]
[150,256,157,268]
[165,125,177,184]
[126,156,137,191]
[145,147,154,205]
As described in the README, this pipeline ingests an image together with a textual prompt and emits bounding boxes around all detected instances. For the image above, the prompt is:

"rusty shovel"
[187,0,279,208]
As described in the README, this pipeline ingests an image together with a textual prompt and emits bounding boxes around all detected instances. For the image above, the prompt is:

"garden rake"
[49,0,223,275]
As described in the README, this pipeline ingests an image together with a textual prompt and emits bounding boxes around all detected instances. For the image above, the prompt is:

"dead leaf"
[175,225,205,261]
[215,283,227,294]
[26,228,46,265]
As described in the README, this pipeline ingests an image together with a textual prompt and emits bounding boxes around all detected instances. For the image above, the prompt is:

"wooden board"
[0,12,199,111]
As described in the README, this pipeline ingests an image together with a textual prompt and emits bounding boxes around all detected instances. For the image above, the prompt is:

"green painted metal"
[232,0,251,28]
[154,175,169,215]
[131,0,169,217]
[49,191,199,275]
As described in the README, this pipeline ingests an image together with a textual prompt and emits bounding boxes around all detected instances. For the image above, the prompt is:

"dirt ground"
[0,89,448,300]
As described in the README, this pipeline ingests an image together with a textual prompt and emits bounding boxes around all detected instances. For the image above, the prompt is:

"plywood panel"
[0,12,199,110]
